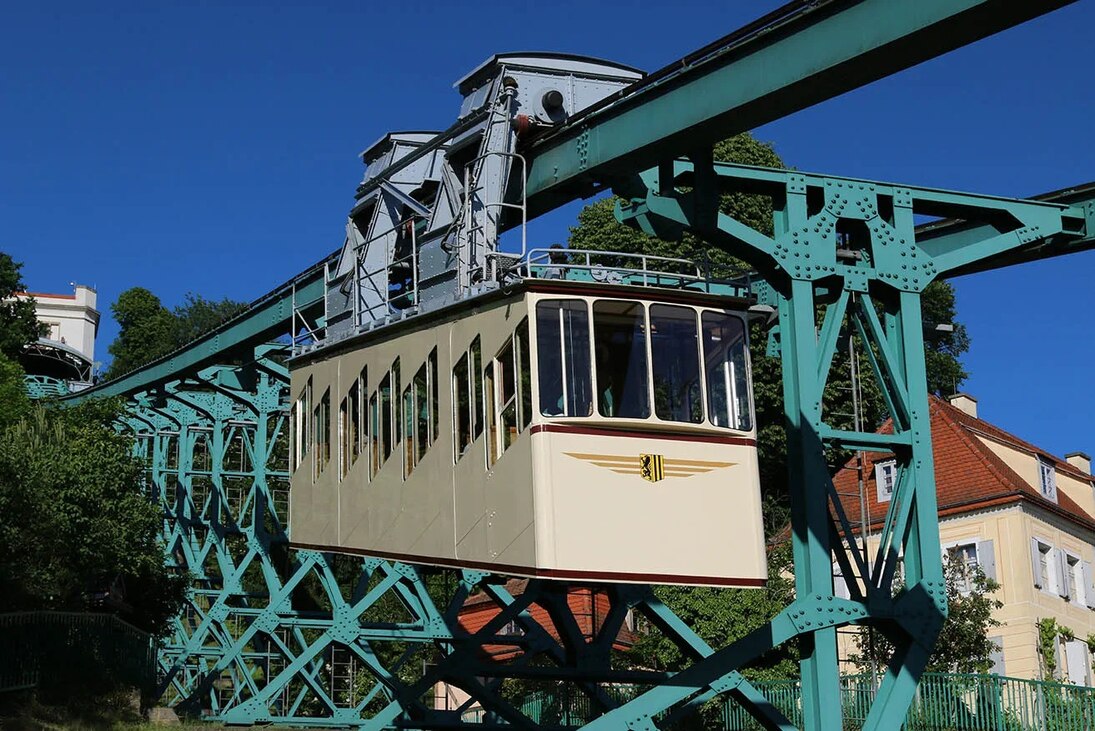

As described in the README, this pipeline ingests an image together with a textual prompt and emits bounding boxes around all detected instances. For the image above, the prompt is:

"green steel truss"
[52,1,1094,724]
[605,162,1095,730]
[117,340,806,728]
[94,167,1095,730]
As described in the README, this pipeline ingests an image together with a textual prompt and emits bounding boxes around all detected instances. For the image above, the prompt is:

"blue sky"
[3,1,1093,458]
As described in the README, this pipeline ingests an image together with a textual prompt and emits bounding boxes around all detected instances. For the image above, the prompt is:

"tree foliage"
[0,251,46,359]
[628,543,799,679]
[106,288,248,379]
[853,553,1003,675]
[0,397,187,635]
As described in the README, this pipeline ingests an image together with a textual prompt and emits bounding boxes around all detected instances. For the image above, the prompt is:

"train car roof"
[289,278,754,369]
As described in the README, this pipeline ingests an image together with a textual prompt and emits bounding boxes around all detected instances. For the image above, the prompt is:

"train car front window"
[536,300,593,417]
[650,304,704,424]
[701,311,752,431]
[593,300,650,419]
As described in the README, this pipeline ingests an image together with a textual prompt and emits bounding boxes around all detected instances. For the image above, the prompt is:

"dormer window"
[876,460,897,502]
[1039,458,1058,502]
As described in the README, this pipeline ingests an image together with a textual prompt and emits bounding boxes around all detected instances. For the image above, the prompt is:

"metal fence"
[463,674,1095,730]
[723,672,1095,731]
[0,611,157,696]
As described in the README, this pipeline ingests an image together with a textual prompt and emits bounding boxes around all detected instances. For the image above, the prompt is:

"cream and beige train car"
[288,279,766,586]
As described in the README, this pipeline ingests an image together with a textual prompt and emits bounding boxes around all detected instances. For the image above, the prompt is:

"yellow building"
[833,394,1095,683]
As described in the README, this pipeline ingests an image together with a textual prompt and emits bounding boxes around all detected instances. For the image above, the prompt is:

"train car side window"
[453,352,471,461]
[701,311,752,431]
[348,379,360,468]
[313,388,331,481]
[536,300,592,417]
[484,362,498,465]
[392,359,401,447]
[402,380,415,478]
[650,304,704,424]
[369,390,380,478]
[470,337,483,438]
[379,370,393,467]
[429,348,439,443]
[355,367,366,467]
[339,394,349,480]
[516,320,532,430]
[593,300,650,419]
[414,360,430,464]
[295,377,312,470]
[497,340,518,452]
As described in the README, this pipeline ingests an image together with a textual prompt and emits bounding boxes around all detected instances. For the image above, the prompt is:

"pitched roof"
[831,396,1095,533]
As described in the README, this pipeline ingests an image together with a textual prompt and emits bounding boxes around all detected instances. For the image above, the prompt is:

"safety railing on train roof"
[510,247,752,298]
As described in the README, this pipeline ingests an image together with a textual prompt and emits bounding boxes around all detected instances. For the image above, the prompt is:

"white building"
[15,284,101,388]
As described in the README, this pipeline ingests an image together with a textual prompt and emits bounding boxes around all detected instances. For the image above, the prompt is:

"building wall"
[17,285,100,363]
[838,503,1095,683]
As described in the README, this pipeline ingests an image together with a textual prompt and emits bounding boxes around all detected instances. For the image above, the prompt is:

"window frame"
[1039,458,1059,502]
[875,460,897,503]
[529,295,755,433]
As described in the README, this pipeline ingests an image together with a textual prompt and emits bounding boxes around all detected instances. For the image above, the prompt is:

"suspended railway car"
[287,52,766,586]
[289,271,766,587]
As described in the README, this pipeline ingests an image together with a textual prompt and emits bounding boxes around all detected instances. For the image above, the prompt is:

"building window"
[946,542,980,594]
[875,460,897,502]
[1032,538,1060,594]
[1039,458,1058,502]
[1063,552,1089,606]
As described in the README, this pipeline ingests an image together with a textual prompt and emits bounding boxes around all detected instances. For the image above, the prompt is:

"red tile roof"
[831,396,1095,533]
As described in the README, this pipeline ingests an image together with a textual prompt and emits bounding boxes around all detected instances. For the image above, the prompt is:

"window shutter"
[1085,561,1095,609]
[833,564,850,600]
[1065,640,1090,685]
[977,540,997,582]
[1031,538,1043,589]
[1056,549,1070,599]
[988,635,1005,676]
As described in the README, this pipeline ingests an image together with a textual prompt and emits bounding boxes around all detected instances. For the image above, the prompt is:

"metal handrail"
[517,247,705,285]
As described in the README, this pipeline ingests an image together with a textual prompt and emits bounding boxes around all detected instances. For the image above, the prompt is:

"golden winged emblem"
[565,452,735,481]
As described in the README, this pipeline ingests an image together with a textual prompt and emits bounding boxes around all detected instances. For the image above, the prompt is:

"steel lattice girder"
[604,161,1095,730]
[122,344,790,728]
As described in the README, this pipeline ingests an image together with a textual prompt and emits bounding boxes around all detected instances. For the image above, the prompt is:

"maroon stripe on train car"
[528,423,756,446]
[289,542,766,588]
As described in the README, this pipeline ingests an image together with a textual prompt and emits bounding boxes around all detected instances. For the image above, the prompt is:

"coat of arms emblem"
[639,453,665,483]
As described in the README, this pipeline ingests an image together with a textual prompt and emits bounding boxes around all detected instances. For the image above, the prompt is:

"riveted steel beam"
[524,0,1076,216]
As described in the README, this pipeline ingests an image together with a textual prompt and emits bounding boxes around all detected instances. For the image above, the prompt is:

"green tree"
[105,288,248,379]
[105,287,176,379]
[0,398,187,635]
[852,552,1003,674]
[0,354,31,427]
[0,251,46,359]
[172,292,249,345]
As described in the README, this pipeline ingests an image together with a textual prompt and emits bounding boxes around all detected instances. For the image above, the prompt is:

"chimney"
[1066,452,1092,475]
[947,393,978,419]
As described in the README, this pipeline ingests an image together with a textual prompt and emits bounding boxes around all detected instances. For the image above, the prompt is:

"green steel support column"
[778,279,842,731]
[607,159,1093,730]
